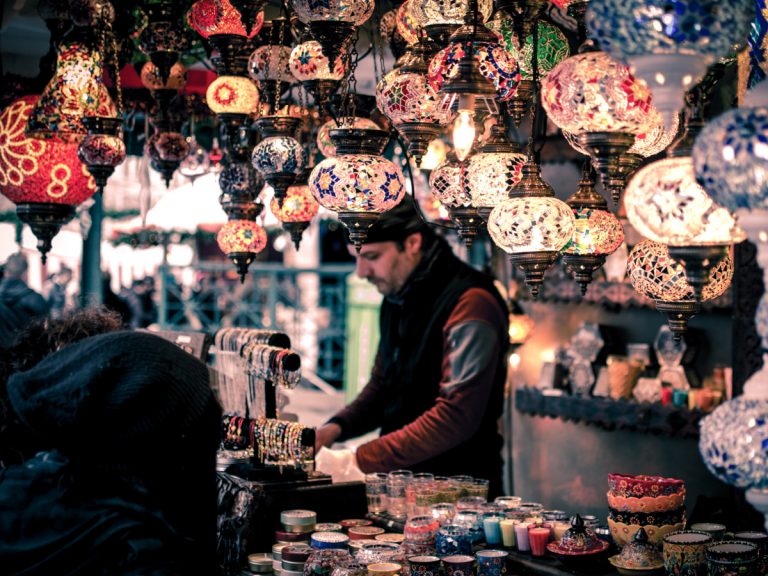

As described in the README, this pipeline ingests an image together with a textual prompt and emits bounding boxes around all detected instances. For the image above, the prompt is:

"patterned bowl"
[608,474,685,498]
[606,491,686,513]
[547,539,610,569]
[608,519,686,548]
[608,506,686,528]
[608,527,664,575]
[608,556,664,576]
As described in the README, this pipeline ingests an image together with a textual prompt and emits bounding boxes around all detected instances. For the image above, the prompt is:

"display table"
[503,548,617,576]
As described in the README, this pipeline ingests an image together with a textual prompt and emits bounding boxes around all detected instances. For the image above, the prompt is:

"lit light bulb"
[453,108,476,161]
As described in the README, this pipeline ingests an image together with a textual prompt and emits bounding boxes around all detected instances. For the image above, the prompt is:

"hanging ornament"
[252,116,306,207]
[271,174,320,249]
[138,0,189,86]
[429,152,481,247]
[77,117,126,193]
[217,219,268,282]
[289,40,347,107]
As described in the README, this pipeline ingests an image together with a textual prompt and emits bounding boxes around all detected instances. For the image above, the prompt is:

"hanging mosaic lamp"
[542,47,656,193]
[309,127,406,250]
[462,120,526,221]
[26,28,117,143]
[138,0,189,86]
[217,218,268,282]
[376,41,450,165]
[77,116,126,193]
[248,18,295,107]
[252,116,306,207]
[693,106,768,212]
[561,162,624,294]
[206,75,259,156]
[488,158,575,298]
[429,152,481,246]
[219,159,266,221]
[271,174,320,249]
[229,0,268,36]
[291,0,374,70]
[396,0,424,46]
[624,156,745,300]
[0,96,97,261]
[486,15,569,125]
[627,239,733,340]
[317,116,379,158]
[289,40,346,108]
[587,0,754,130]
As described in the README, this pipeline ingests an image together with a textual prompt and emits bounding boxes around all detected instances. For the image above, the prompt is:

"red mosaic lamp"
[0,95,97,262]
[217,219,268,282]
[270,176,320,249]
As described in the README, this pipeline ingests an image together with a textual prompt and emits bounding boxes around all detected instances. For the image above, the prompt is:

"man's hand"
[315,423,342,452]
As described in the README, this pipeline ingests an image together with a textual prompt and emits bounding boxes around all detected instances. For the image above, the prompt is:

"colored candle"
[528,527,550,557]
[500,520,516,548]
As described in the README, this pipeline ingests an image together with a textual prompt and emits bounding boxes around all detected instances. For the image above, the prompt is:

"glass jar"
[430,503,457,526]
[386,470,413,519]
[365,473,388,514]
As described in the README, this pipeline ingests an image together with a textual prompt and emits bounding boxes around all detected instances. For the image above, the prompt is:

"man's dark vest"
[376,238,508,487]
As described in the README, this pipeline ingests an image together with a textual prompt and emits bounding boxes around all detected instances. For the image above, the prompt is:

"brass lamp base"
[265,172,298,208]
[448,206,482,248]
[509,250,559,299]
[282,220,311,250]
[562,253,607,295]
[308,21,354,73]
[16,203,76,264]
[507,80,534,127]
[605,153,643,207]
[575,132,635,195]
[337,211,381,252]
[397,122,443,165]
[302,79,341,109]
[654,300,700,342]
[228,251,256,283]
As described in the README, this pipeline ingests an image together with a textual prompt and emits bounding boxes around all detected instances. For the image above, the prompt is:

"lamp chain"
[370,6,381,84]
[340,28,359,124]
[528,20,540,162]
[101,4,123,117]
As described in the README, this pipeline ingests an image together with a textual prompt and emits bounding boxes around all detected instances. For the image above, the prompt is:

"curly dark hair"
[0,306,124,469]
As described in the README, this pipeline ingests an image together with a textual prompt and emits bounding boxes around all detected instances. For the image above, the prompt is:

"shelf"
[515,387,704,439]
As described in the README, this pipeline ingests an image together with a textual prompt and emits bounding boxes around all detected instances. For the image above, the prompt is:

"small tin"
[248,553,274,573]
[281,545,312,563]
[281,559,306,572]
[273,543,289,561]
[281,510,317,526]
[348,538,380,551]
[348,526,385,540]
[283,523,316,534]
[311,531,350,550]
[315,523,344,533]
[339,519,373,530]
[275,530,311,544]
[374,533,404,544]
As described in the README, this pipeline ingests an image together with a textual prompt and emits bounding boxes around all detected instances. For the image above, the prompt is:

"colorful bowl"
[608,474,685,498]
[706,541,759,563]
[608,519,686,547]
[608,556,664,576]
[547,539,610,569]
[608,506,686,528]
[662,530,713,576]
[606,491,686,513]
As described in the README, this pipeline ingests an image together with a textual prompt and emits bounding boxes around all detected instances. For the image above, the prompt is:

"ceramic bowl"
[608,474,685,498]
[608,519,686,547]
[611,527,664,571]
[608,555,664,576]
[546,540,610,569]
[606,491,686,513]
[706,540,759,563]
[608,506,686,527]
[662,530,713,576]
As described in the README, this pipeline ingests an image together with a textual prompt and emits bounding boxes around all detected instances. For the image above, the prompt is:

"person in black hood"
[315,196,509,497]
[0,330,221,575]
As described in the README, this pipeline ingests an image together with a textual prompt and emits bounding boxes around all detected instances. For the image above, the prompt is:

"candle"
[500,519,516,548]
[514,523,531,552]
[483,516,502,546]
[553,521,570,542]
[528,527,550,557]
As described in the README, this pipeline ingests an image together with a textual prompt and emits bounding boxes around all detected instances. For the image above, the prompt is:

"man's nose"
[355,258,369,279]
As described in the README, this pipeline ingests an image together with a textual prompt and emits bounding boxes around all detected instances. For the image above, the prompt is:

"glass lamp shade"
[26,34,117,143]
[487,196,575,254]
[428,41,522,103]
[317,117,379,158]
[141,61,187,91]
[422,0,493,26]
[77,116,126,190]
[430,156,471,208]
[289,41,346,81]
[248,45,296,82]
[562,208,624,255]
[1,96,96,205]
[219,159,265,199]
[291,0,374,25]
[187,0,264,38]
[252,136,306,178]
[487,16,570,80]
[396,0,423,45]
[462,149,526,213]
[700,398,768,489]
[309,155,406,213]
[693,106,768,212]
[541,51,656,136]
[178,136,211,179]
[625,157,745,247]
[586,0,754,128]
[271,183,320,222]
[376,68,450,126]
[150,131,190,163]
[217,219,267,253]
[206,75,259,115]
[626,239,733,302]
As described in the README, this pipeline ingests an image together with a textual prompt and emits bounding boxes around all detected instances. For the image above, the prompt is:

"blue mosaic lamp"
[252,116,306,207]
[586,0,754,129]
[699,210,768,531]
[692,106,768,212]
[309,127,406,250]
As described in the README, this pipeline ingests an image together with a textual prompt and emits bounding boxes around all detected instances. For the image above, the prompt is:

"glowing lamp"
[217,219,268,281]
[271,182,320,249]
[206,75,260,115]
